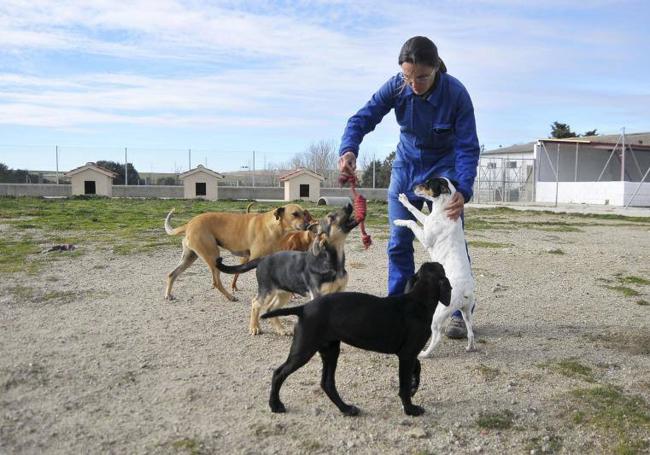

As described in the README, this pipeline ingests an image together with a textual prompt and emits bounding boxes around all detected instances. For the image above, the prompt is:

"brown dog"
[227,203,316,291]
[246,201,316,251]
[164,203,311,301]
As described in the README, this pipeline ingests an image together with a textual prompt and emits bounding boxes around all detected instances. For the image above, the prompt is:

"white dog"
[393,177,476,356]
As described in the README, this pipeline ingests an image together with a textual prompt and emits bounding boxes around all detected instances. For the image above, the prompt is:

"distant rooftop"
[483,131,650,155]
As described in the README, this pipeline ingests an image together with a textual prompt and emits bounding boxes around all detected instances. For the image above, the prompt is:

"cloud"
[0,0,647,150]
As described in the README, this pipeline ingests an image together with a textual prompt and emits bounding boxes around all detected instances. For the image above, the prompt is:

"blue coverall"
[339,71,480,297]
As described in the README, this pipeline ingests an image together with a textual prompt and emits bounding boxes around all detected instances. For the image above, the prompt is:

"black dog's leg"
[319,341,359,416]
[398,355,424,416]
[410,359,421,397]
[269,343,318,413]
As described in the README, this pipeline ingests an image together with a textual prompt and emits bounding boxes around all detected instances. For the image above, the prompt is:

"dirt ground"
[1,208,650,454]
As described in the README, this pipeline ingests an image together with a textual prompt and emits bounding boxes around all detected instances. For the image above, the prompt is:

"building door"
[299,184,309,198]
[84,180,96,195]
[196,182,207,196]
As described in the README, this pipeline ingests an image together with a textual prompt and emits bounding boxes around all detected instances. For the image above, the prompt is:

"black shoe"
[445,317,467,339]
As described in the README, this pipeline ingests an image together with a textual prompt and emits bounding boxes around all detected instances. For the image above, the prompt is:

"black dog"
[262,262,452,416]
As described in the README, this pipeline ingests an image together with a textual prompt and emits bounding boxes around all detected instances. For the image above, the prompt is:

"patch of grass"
[617,275,650,286]
[584,332,650,356]
[568,385,650,454]
[171,437,203,455]
[464,218,509,231]
[475,364,500,381]
[603,285,641,297]
[546,248,565,255]
[7,285,36,303]
[467,240,511,249]
[0,238,42,274]
[545,358,596,383]
[476,409,514,430]
[636,299,649,306]
[39,290,78,304]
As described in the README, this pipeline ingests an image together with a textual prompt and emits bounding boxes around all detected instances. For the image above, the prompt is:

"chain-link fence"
[474,157,536,204]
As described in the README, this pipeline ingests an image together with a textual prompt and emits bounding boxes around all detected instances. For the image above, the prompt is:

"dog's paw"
[342,405,360,417]
[164,294,175,301]
[269,401,286,413]
[404,404,425,416]
[249,326,262,335]
[465,343,477,353]
[398,193,409,206]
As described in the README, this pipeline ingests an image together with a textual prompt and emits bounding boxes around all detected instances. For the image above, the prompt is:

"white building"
[64,162,117,196]
[479,132,650,206]
[279,168,324,202]
[179,165,224,200]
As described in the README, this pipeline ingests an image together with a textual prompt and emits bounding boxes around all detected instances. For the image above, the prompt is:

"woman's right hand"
[338,151,357,177]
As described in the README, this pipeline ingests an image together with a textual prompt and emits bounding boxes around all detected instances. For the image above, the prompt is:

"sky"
[1,0,649,174]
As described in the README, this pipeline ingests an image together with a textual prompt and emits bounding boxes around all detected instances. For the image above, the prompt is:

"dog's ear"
[273,207,285,221]
[438,277,452,306]
[446,178,458,194]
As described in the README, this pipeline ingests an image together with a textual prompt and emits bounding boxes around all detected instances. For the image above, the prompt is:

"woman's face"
[400,62,436,95]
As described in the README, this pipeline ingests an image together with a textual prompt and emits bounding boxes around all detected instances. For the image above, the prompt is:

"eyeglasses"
[401,70,436,85]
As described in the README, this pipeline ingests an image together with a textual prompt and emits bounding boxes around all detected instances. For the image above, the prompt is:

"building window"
[196,182,206,196]
[84,180,96,195]
[299,184,309,198]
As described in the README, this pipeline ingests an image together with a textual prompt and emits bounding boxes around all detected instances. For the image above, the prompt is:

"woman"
[338,36,480,339]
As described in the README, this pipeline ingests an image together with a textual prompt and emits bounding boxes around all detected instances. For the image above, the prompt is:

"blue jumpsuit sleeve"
[453,88,480,202]
[339,78,397,157]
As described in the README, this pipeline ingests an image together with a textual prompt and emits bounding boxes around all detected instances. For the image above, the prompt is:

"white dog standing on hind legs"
[393,176,477,356]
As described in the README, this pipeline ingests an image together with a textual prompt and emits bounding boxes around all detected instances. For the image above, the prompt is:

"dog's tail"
[215,256,263,274]
[261,306,304,319]
[246,201,256,213]
[164,209,187,236]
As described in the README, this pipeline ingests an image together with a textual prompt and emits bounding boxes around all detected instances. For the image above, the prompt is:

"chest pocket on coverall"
[431,122,453,151]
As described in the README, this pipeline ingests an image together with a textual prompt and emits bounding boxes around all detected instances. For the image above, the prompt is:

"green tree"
[360,151,395,188]
[0,162,40,183]
[583,129,598,137]
[550,121,577,139]
[96,160,143,185]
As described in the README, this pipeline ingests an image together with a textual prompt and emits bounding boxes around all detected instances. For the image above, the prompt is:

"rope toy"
[338,173,372,249]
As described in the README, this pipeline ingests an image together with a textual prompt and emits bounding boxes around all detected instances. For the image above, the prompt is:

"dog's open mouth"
[342,205,360,233]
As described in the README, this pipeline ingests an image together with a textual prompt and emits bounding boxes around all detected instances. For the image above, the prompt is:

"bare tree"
[303,140,337,175]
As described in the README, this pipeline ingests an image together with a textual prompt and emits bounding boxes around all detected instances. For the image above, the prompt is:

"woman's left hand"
[445,192,465,220]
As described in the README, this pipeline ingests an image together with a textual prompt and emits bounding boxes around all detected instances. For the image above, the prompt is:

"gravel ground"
[1,209,650,454]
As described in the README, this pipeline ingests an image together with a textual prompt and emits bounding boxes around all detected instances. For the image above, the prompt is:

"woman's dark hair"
[398,36,447,73]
